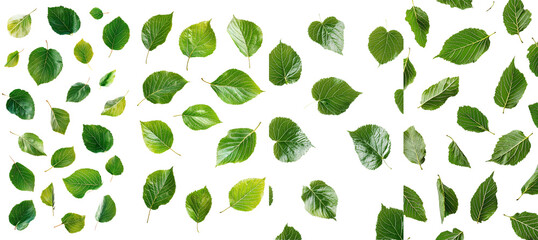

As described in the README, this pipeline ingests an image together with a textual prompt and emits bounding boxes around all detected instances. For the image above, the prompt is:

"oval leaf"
[17,132,46,156]
[225,178,265,212]
[99,70,116,87]
[489,130,531,165]
[457,106,492,134]
[142,71,187,104]
[101,95,126,117]
[7,9,34,38]
[181,104,221,130]
[269,41,302,86]
[103,17,130,54]
[376,205,404,240]
[50,107,70,134]
[179,20,216,70]
[208,69,262,105]
[301,180,337,220]
[90,8,103,20]
[419,77,459,110]
[436,228,464,240]
[216,124,259,166]
[436,28,493,65]
[140,120,177,155]
[10,162,35,192]
[105,156,124,176]
[142,12,173,63]
[95,195,116,223]
[49,146,76,170]
[143,167,176,222]
[66,82,91,102]
[269,117,313,163]
[9,200,36,231]
[227,16,263,66]
[6,89,34,120]
[308,16,344,54]
[47,6,80,35]
[5,50,20,67]
[63,168,102,198]
[494,58,527,113]
[503,0,532,42]
[61,213,85,233]
[348,124,391,170]
[74,39,93,64]
[40,183,55,214]
[470,172,497,223]
[437,0,472,9]
[82,124,113,153]
[312,77,360,115]
[508,212,538,239]
[28,47,63,85]
[403,126,426,169]
[186,186,212,232]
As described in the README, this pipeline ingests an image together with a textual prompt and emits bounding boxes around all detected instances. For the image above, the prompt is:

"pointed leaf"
[95,195,116,223]
[489,130,531,165]
[18,132,46,156]
[405,6,430,47]
[520,164,538,200]
[403,57,416,89]
[494,58,527,112]
[10,162,35,191]
[99,70,116,87]
[436,228,464,240]
[40,183,55,212]
[227,16,263,58]
[61,213,85,233]
[216,125,258,166]
[101,95,126,117]
[436,28,492,65]
[142,12,173,52]
[308,16,344,54]
[6,89,34,120]
[179,20,216,70]
[503,0,532,40]
[368,26,404,65]
[143,168,176,212]
[269,42,302,85]
[28,47,63,85]
[276,224,302,240]
[269,117,313,163]
[209,69,262,105]
[5,50,20,67]
[312,77,360,115]
[140,120,176,154]
[447,137,471,168]
[181,104,221,130]
[301,180,337,220]
[9,200,35,231]
[50,107,70,134]
[103,17,130,52]
[457,106,491,133]
[437,0,472,9]
[47,6,80,35]
[74,39,93,64]
[403,186,427,222]
[63,168,102,198]
[50,147,76,169]
[508,212,538,239]
[376,205,404,240]
[348,124,391,170]
[82,124,113,153]
[226,178,265,212]
[90,8,103,20]
[437,176,458,223]
[66,82,90,102]
[185,187,212,225]
[527,42,538,77]
[529,103,538,128]
[105,156,123,176]
[403,126,426,169]
[7,10,33,38]
[395,89,404,114]
[470,172,497,223]
[142,71,187,104]
[419,77,459,110]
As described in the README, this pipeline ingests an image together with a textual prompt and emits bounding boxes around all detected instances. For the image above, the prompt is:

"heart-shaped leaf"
[437,0,472,9]
[95,195,116,224]
[216,123,260,166]
[376,205,404,240]
[63,168,102,198]
[47,146,76,171]
[405,6,430,47]
[60,213,85,233]
[419,77,459,110]
[206,69,262,105]
[457,106,492,134]
[9,200,36,231]
[276,224,302,240]
[82,124,113,153]
[5,50,21,67]
[227,16,263,67]
[28,47,63,85]
[503,0,532,42]
[489,130,532,165]
[437,175,458,223]
[105,156,123,177]
[7,9,35,38]
[368,26,404,65]
[140,71,187,105]
[349,124,391,170]
[436,28,493,65]
[142,12,173,63]
[74,39,93,64]
[222,178,265,212]
[140,120,179,155]
[180,104,221,130]
[403,126,426,169]
[103,17,130,56]
[312,77,360,115]
[143,167,176,222]
[302,180,337,220]
[10,161,35,192]
[436,228,464,240]
[269,117,312,163]
[186,186,212,232]
[269,41,302,86]
[494,58,527,113]
[446,136,471,168]
[179,20,216,70]
[6,89,34,120]
[66,82,91,102]
[16,132,46,156]
[403,186,427,222]
[470,172,497,223]
[47,6,80,35]
[308,16,344,54]
[40,183,55,215]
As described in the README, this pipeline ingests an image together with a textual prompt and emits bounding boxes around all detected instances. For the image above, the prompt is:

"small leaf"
[103,17,130,55]
[405,6,430,47]
[375,205,404,240]
[140,120,178,155]
[437,175,458,223]
[73,39,93,64]
[141,71,187,105]
[368,26,404,65]
[403,57,416,89]
[6,89,34,120]
[207,69,262,105]
[49,147,76,170]
[5,50,20,67]
[216,123,260,166]
[436,28,493,65]
[269,41,302,86]
[40,183,55,215]
[457,106,492,134]
[436,228,464,240]
[507,212,538,239]
[142,12,173,63]
[503,0,532,42]
[49,105,70,135]
[223,178,265,212]
[82,124,113,153]
[527,42,538,77]
[301,180,338,220]
[66,82,91,102]
[181,104,221,130]
[60,213,85,233]
[143,167,176,222]
[419,77,459,110]
[308,16,344,54]
[89,8,103,20]
[47,6,80,35]
[529,102,538,128]
[403,126,426,170]
[470,172,497,223]
[28,47,63,85]
[105,156,123,176]
[276,224,302,240]
[227,16,263,67]
[95,195,116,223]
[311,77,360,115]
[494,58,527,113]
[269,117,313,163]
[10,162,35,191]
[63,168,102,198]
[348,124,391,170]
[403,186,427,222]
[437,0,472,9]
[101,95,126,117]
[9,200,36,231]
[269,186,274,206]
[7,9,35,38]
[17,132,46,156]
[447,136,471,168]
[179,20,216,70]
[394,89,404,114]
[99,70,116,87]
[185,186,212,232]
[520,164,538,200]
[489,130,532,165]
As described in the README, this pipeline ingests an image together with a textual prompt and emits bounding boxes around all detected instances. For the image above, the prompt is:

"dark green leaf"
[312,77,360,115]
[142,12,173,63]
[301,180,337,220]
[403,57,416,89]
[10,162,34,191]
[208,69,262,105]
[101,95,126,117]
[503,0,532,42]
[5,50,20,67]
[227,16,263,66]
[494,58,527,113]
[49,146,76,170]
[95,195,116,223]
[186,186,212,232]
[527,42,538,77]
[489,130,532,165]
[507,212,538,239]
[276,224,302,240]
[436,28,492,64]
[403,186,427,222]
[99,70,116,87]
[405,6,430,47]
[7,9,34,38]
[269,117,312,163]
[103,17,130,54]
[179,20,216,70]
[457,106,492,134]
[6,89,34,120]
[40,183,54,214]
[403,126,426,169]
[368,26,404,65]
[447,136,471,168]
[47,6,80,35]
[224,178,265,212]
[140,120,178,155]
[520,164,538,200]
[216,124,259,166]
[89,8,103,20]
[66,82,90,102]
[437,0,472,9]
[470,172,497,223]
[436,228,464,240]
[181,104,221,130]
[63,168,102,198]
[82,124,113,153]
[269,41,302,85]
[50,106,70,134]
[348,124,391,170]
[28,47,63,85]
[61,213,85,233]
[308,16,344,54]
[143,167,176,222]
[437,176,458,223]
[9,200,35,231]
[376,205,404,240]
[73,39,93,64]
[529,102,538,128]
[142,71,187,104]
[17,132,46,156]
[395,89,404,114]
[105,156,123,176]
[419,77,459,110]
[269,186,274,206]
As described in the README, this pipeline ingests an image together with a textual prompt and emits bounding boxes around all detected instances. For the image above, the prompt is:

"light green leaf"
[405,6,430,47]
[66,82,90,103]
[99,70,116,87]
[143,167,175,222]
[7,9,35,38]
[395,89,404,114]
[103,17,130,56]
[269,117,312,163]
[302,180,337,220]
[28,47,63,85]
[90,8,103,20]
[95,195,116,223]
[9,200,36,231]
[348,124,391,170]
[470,172,497,223]
[179,20,216,71]
[529,103,538,128]
[82,124,113,153]
[48,147,76,171]
[10,162,35,192]
[63,168,102,198]
[74,39,93,64]
[142,12,173,63]
[17,132,46,156]
[419,77,459,110]
[436,28,493,65]
[519,164,538,200]
[457,106,492,134]
[40,183,55,215]
[507,212,538,239]
[308,16,344,54]
[312,77,360,115]
[180,104,221,130]
[276,224,302,240]
[227,16,263,67]
[140,120,179,155]
[61,213,85,233]
[436,228,464,240]
[403,126,426,170]
[47,6,80,35]
[527,42,538,77]
[403,56,416,89]
[6,89,34,120]
[403,186,427,222]
[141,71,188,105]
[105,156,123,176]
[269,41,302,86]
[223,178,265,212]
[494,58,527,113]
[503,0,532,43]
[437,175,458,223]
[207,69,262,105]
[5,50,21,67]
[185,186,212,232]
[437,0,472,9]
[216,123,260,166]
[447,136,471,168]
[489,130,532,165]
[368,26,404,65]
[101,95,126,117]
[49,104,70,134]
[376,205,404,240]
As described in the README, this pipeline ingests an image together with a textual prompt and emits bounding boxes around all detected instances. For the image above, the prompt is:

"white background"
[2,0,538,239]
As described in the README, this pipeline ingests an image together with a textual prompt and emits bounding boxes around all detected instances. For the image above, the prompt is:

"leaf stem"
[304,100,317,109]
[28,8,37,15]
[45,40,49,49]
[253,122,262,132]
[46,100,52,109]
[169,148,181,156]
[87,63,93,71]
[200,78,211,84]
[382,159,392,170]
[145,50,150,64]
[186,57,191,71]
[446,135,454,142]
[486,1,494,12]
[9,155,15,164]
[9,131,20,137]
[108,49,113,58]
[44,166,53,172]
[407,47,411,58]
[248,56,251,68]
[95,222,98,230]
[487,32,497,38]
[487,129,495,135]
[53,223,63,228]
[517,192,524,201]
[518,33,523,44]
[173,114,182,117]
[219,205,231,213]
[411,0,414,7]
[110,175,114,182]
[146,209,151,223]
[137,98,145,106]
[196,222,199,233]
[86,77,91,84]
[52,206,54,216]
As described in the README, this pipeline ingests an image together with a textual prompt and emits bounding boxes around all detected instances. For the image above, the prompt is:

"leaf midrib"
[230,179,263,209]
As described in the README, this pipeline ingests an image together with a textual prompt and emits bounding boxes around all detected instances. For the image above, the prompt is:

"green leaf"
[95,195,116,223]
[527,42,538,77]
[48,147,76,170]
[40,183,55,215]
[269,117,312,163]
[89,8,103,20]
[457,106,492,134]
[308,16,344,54]
[419,77,459,110]
[470,172,497,223]
[216,123,260,166]
[403,126,426,170]
[436,28,493,64]
[507,212,538,239]
[9,200,35,231]
[494,58,527,113]
[207,69,262,105]
[28,47,63,85]
[269,41,302,86]
[405,6,430,47]
[17,132,46,156]
[10,162,35,192]
[276,224,302,240]
[520,164,538,200]
[437,0,472,9]
[101,95,126,117]
[375,205,404,240]
[179,20,216,71]
[269,186,274,206]
[141,71,188,105]
[348,124,391,170]
[403,186,427,222]
[7,9,35,38]
[140,120,178,155]
[63,168,102,198]
[185,186,212,232]
[61,213,85,233]
[47,6,80,35]
[49,105,70,134]
[66,82,90,103]
[447,136,471,168]
[73,39,93,64]
[436,228,464,240]
[395,89,404,114]
[82,124,113,153]
[368,26,404,65]
[180,104,221,130]
[223,178,265,212]
[6,89,34,120]
[529,103,538,127]
[301,180,337,220]
[437,175,458,223]
[227,16,263,67]
[403,56,416,89]
[103,17,130,56]
[143,167,176,222]
[489,130,532,165]
[503,0,532,43]
[5,50,20,67]
[105,156,123,176]
[99,70,116,87]
[142,12,173,63]
[312,77,360,115]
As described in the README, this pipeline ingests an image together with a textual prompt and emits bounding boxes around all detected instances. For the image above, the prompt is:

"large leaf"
[503,0,532,43]
[9,200,36,231]
[95,195,116,223]
[103,17,130,56]
[527,42,538,77]
[403,56,416,89]
[395,89,404,114]
[143,167,176,222]
[40,183,55,215]
[437,175,458,223]
[180,104,221,130]
[269,117,313,163]
[63,168,102,198]
[507,212,538,239]
[457,106,492,134]
[301,180,337,220]
[10,162,35,192]
[141,12,173,63]
[216,124,259,166]
[66,82,91,102]
[140,120,179,155]
[348,124,391,170]
[60,213,85,233]
[403,126,426,169]
[489,130,532,165]
[519,164,538,200]
[207,69,262,105]
[529,103,538,128]
[17,132,46,156]
[227,16,263,67]
[437,0,472,9]
[470,172,497,223]
[368,26,404,65]
[311,77,360,115]
[48,147,76,171]
[141,71,187,105]
[494,58,527,113]
[405,6,430,47]
[5,50,21,67]
[419,77,459,110]
[101,95,126,117]
[82,124,113,153]
[179,20,216,70]
[308,16,344,54]
[6,89,34,120]
[403,186,427,222]
[105,156,124,176]
[269,41,302,86]
[223,178,265,212]
[90,8,103,20]
[47,6,80,35]
[375,205,404,240]
[276,224,302,240]
[48,103,70,134]
[436,228,464,240]
[436,28,493,65]
[447,136,471,168]
[185,186,212,232]
[28,47,63,85]
[99,70,116,87]
[7,9,35,38]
